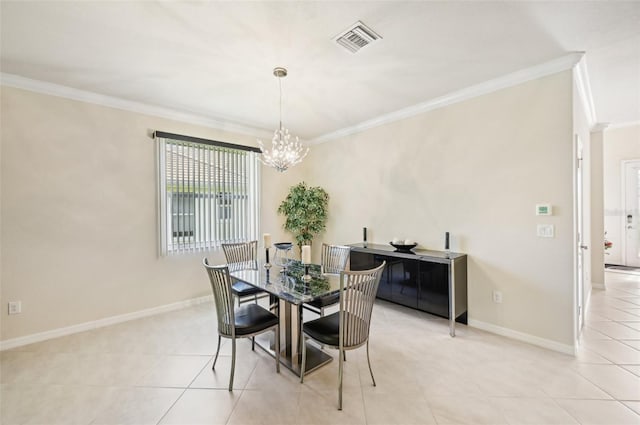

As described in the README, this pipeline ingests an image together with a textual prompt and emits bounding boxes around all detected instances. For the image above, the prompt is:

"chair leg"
[276,302,281,374]
[275,326,280,373]
[320,306,325,349]
[229,338,236,391]
[338,346,344,410]
[252,337,255,351]
[366,339,376,387]
[212,335,221,370]
[300,334,307,383]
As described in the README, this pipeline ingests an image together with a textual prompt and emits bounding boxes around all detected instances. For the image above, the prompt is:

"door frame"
[621,159,640,266]
[574,134,586,348]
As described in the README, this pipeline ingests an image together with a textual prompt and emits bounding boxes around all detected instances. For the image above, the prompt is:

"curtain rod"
[153,131,261,153]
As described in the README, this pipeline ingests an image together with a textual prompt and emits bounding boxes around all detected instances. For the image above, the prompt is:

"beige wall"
[0,87,295,341]
[603,124,640,265]
[299,71,576,347]
[261,162,307,257]
[2,71,579,349]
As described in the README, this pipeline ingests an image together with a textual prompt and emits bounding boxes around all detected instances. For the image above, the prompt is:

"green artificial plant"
[277,182,329,251]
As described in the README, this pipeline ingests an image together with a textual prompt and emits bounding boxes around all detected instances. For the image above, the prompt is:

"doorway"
[622,160,640,267]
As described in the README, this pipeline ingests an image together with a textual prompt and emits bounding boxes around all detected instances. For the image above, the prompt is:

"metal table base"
[253,333,333,376]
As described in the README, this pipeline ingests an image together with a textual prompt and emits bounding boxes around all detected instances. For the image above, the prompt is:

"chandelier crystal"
[258,67,309,172]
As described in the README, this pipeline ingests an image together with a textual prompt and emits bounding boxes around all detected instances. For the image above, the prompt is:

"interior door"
[624,160,640,267]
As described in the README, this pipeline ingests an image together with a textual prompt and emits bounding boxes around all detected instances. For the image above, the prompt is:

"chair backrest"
[321,243,351,274]
[339,261,386,349]
[222,241,258,272]
[203,259,235,337]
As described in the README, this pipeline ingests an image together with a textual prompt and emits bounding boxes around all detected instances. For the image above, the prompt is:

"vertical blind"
[155,132,261,255]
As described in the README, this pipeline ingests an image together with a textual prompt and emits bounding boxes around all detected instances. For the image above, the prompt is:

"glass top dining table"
[229,260,341,376]
[230,260,342,305]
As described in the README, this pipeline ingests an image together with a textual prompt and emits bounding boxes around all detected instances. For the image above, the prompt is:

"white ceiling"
[1,1,639,141]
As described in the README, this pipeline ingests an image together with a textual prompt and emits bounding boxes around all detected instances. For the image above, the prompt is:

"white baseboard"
[584,285,593,317]
[468,318,575,355]
[0,295,213,351]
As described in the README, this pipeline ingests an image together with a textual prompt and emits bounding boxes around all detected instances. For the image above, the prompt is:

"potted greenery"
[277,182,329,252]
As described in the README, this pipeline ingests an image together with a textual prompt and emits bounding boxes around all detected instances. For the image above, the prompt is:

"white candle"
[301,245,311,264]
[263,233,271,248]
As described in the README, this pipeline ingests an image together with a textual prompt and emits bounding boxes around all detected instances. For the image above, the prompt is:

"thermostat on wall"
[536,204,553,216]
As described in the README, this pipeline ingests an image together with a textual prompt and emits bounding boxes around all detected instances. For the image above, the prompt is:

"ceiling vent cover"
[334,20,382,53]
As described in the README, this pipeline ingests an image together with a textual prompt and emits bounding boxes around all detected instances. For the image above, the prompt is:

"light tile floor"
[2,272,639,424]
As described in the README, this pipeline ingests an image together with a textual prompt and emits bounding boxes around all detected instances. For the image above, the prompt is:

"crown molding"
[607,120,640,130]
[2,51,589,146]
[574,55,598,128]
[311,52,585,144]
[591,122,610,132]
[0,73,273,139]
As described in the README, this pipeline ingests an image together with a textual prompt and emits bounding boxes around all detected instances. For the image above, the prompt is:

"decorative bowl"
[389,242,418,252]
[274,242,293,251]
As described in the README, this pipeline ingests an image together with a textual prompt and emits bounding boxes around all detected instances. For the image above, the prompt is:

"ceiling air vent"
[334,21,382,53]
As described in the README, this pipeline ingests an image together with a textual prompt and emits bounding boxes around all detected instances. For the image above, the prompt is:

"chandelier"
[257,67,309,172]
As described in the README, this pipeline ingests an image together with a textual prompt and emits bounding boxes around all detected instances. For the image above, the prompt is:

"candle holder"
[264,248,272,269]
[444,232,451,259]
[302,264,311,282]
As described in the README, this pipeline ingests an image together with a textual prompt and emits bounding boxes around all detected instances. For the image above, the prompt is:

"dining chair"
[203,259,280,391]
[299,261,386,410]
[302,243,351,316]
[221,241,268,306]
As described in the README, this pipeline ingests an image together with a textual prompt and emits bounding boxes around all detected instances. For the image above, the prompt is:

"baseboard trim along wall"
[3,297,575,354]
[0,295,213,351]
[584,285,593,318]
[468,319,575,355]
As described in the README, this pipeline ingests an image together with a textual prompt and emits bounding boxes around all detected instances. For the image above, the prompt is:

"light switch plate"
[537,224,554,238]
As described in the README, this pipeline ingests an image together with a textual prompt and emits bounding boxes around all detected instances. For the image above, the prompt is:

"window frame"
[155,131,261,255]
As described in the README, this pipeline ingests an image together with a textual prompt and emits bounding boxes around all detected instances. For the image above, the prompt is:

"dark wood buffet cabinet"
[349,243,468,336]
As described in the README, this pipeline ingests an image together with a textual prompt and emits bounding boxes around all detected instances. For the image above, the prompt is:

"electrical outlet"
[492,290,503,304]
[8,301,22,315]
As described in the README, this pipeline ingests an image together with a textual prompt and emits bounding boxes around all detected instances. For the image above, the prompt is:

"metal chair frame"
[203,259,280,391]
[302,243,351,316]
[222,241,269,306]
[300,261,385,410]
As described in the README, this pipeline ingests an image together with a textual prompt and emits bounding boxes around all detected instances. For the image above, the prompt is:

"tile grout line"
[154,354,214,425]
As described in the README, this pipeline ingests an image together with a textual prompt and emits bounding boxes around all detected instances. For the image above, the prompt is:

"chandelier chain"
[279,76,283,130]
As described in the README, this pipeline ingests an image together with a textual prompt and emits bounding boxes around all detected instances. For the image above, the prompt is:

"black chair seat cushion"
[303,312,366,347]
[232,280,264,297]
[307,292,340,309]
[234,304,278,336]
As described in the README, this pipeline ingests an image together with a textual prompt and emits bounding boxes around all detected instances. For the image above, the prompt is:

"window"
[155,132,260,255]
